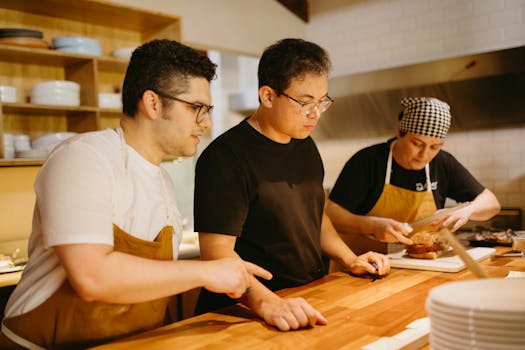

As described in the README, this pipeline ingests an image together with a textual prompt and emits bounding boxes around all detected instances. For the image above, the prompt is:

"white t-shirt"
[4,128,183,318]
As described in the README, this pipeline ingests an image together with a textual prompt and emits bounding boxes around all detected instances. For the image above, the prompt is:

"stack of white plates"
[110,47,135,60]
[52,36,102,56]
[30,80,80,106]
[32,132,77,151]
[426,279,525,350]
[0,85,17,103]
[2,133,14,159]
[98,92,122,109]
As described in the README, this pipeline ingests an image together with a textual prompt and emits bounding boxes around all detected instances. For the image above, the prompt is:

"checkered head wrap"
[399,97,451,139]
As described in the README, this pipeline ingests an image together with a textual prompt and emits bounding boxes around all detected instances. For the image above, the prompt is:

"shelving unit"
[0,0,181,166]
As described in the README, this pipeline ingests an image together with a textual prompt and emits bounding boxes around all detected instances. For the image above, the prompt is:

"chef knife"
[407,202,470,235]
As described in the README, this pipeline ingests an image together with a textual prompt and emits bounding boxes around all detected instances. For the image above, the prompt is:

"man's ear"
[259,86,274,108]
[141,90,162,120]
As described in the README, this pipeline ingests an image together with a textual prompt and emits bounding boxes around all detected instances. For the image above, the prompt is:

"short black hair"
[257,38,331,93]
[122,39,217,117]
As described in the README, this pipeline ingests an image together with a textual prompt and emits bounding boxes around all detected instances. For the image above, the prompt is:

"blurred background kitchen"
[1,0,524,272]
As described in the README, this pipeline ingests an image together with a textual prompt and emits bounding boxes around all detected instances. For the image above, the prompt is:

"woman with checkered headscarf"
[325,97,501,255]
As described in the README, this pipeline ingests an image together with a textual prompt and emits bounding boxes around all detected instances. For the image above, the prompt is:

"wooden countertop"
[91,248,525,350]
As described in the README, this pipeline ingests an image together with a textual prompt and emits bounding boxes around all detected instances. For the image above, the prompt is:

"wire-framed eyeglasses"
[152,89,213,124]
[276,90,334,116]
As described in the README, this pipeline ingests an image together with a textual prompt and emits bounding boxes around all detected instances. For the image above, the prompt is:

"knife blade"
[407,202,470,234]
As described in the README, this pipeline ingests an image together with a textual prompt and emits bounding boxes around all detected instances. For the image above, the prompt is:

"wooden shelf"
[0,45,89,66]
[2,102,98,114]
[0,0,180,34]
[0,0,181,164]
[0,45,129,72]
[0,159,45,167]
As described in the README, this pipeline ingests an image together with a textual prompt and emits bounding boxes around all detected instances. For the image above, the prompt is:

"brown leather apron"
[2,224,173,349]
[342,141,437,255]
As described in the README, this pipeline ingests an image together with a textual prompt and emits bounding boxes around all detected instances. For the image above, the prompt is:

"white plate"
[30,95,80,106]
[52,36,100,48]
[31,80,80,92]
[427,306,525,333]
[427,299,525,323]
[431,327,525,350]
[0,264,24,274]
[15,149,49,159]
[98,92,121,108]
[56,45,102,57]
[110,47,135,60]
[429,332,473,350]
[32,132,77,150]
[431,320,525,345]
[428,278,525,313]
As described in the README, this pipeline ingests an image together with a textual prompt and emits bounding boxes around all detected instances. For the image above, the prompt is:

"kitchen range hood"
[312,46,525,140]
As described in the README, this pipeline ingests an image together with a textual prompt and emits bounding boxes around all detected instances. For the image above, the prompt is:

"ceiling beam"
[276,0,309,22]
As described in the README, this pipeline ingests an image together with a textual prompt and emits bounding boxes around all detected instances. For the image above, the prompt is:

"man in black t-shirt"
[194,38,390,332]
[326,97,500,254]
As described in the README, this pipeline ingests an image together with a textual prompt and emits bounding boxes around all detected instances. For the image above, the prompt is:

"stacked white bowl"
[32,132,77,152]
[98,92,122,109]
[13,134,31,152]
[0,85,17,103]
[30,80,80,106]
[2,133,15,159]
[426,278,525,350]
[110,47,135,60]
[52,36,102,56]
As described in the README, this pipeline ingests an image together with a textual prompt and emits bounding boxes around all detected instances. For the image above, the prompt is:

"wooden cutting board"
[387,247,495,272]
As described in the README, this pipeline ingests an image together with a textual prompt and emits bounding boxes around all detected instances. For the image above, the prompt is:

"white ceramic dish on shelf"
[15,149,49,159]
[0,85,17,103]
[30,95,80,107]
[32,132,77,151]
[98,92,121,108]
[110,47,135,60]
[31,80,80,92]
[52,36,100,48]
[30,80,81,106]
[55,45,102,57]
[2,133,15,159]
[52,36,102,57]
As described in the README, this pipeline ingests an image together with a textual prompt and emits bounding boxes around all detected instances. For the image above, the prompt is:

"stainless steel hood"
[313,46,525,140]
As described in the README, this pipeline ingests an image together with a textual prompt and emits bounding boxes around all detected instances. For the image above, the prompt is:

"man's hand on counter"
[349,251,391,277]
[255,293,327,331]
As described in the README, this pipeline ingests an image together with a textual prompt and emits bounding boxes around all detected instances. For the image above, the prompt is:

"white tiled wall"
[308,0,525,77]
[309,0,525,226]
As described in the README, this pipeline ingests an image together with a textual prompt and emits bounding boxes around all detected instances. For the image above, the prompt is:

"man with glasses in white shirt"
[194,38,390,331]
[1,39,271,350]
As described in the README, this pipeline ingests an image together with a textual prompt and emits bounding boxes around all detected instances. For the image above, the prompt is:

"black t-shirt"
[194,118,327,292]
[329,139,485,215]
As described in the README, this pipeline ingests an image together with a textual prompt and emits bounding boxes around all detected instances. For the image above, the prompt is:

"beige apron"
[2,128,179,349]
[2,224,173,349]
[342,140,437,255]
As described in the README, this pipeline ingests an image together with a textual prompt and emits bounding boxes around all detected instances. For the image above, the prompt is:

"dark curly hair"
[258,38,331,93]
[122,39,217,117]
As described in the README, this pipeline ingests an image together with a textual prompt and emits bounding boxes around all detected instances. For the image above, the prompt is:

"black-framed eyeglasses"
[152,89,213,124]
[276,90,334,116]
